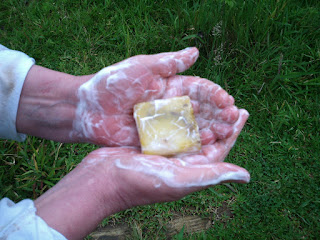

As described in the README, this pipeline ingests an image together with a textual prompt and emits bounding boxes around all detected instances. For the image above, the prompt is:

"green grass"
[1,0,320,239]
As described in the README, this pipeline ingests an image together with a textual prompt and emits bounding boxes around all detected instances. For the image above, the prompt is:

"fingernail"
[181,47,196,52]
[225,170,251,183]
[240,109,250,117]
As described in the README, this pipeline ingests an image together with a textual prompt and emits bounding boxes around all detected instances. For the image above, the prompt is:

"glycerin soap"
[133,96,201,156]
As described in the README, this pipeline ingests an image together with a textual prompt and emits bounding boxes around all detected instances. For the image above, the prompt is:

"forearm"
[16,65,93,142]
[34,164,121,240]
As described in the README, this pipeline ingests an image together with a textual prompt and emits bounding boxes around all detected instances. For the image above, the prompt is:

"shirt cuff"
[0,198,67,240]
[0,44,35,141]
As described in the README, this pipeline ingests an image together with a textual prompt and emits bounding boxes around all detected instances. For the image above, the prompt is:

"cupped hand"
[80,109,249,208]
[35,109,249,240]
[71,47,241,147]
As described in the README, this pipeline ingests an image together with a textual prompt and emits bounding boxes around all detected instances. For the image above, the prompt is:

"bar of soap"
[133,96,201,156]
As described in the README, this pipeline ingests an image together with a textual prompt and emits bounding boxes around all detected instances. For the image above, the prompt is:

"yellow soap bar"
[134,96,201,156]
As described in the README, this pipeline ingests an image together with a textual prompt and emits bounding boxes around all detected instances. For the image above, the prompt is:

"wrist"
[34,162,121,240]
[16,65,87,142]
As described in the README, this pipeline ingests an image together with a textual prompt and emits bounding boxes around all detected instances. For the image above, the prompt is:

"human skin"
[17,47,250,239]
[34,109,249,240]
[16,47,240,147]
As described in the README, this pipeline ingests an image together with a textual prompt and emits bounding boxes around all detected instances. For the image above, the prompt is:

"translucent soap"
[133,96,201,156]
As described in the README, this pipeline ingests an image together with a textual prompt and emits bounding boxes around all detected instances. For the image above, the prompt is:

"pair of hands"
[72,46,250,189]
[21,47,249,239]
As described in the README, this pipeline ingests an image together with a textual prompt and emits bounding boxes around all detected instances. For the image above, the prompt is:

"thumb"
[146,47,199,77]
[173,162,250,188]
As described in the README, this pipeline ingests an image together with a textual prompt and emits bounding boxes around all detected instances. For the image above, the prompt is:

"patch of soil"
[89,201,234,239]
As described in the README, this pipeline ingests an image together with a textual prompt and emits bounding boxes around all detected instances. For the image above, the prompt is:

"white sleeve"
[0,198,67,240]
[0,44,35,141]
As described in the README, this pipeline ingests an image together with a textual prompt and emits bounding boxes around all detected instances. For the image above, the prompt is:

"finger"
[184,76,234,108]
[146,47,199,77]
[210,122,234,139]
[174,162,250,187]
[206,109,249,162]
[220,109,249,150]
[199,121,234,145]
[215,105,240,124]
[115,155,250,188]
[164,76,234,108]
[200,129,217,145]
[198,109,249,164]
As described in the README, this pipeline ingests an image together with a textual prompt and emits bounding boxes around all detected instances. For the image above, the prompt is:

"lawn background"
[1,0,319,239]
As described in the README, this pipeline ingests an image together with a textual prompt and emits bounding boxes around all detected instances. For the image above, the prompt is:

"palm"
[73,48,240,147]
[80,109,249,208]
